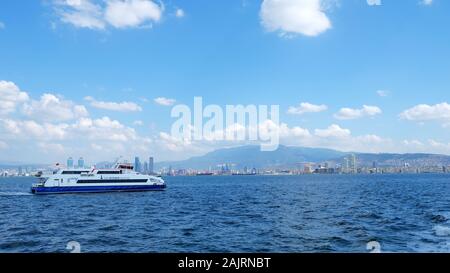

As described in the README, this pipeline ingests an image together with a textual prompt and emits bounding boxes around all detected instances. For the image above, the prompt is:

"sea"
[1,174,450,253]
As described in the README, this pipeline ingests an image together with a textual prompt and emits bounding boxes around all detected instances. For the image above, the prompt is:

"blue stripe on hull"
[31,184,166,195]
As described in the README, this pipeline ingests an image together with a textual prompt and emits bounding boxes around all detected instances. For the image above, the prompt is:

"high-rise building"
[67,157,74,169]
[134,157,141,173]
[349,154,357,174]
[149,157,154,174]
[343,154,357,174]
[143,162,149,174]
[344,157,349,173]
[78,157,85,169]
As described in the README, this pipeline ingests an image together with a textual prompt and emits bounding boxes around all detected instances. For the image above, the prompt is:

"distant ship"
[31,163,166,194]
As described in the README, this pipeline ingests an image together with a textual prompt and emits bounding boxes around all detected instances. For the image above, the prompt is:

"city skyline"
[1,0,450,163]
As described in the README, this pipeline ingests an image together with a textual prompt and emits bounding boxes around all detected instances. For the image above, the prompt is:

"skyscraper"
[134,157,141,173]
[344,157,349,173]
[67,157,74,169]
[149,157,154,174]
[349,154,357,174]
[143,161,148,174]
[78,157,85,169]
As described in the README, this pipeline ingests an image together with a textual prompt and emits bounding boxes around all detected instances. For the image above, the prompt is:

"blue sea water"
[1,174,450,253]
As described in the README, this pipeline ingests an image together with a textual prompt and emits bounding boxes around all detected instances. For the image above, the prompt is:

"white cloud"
[154,97,176,106]
[287,102,328,115]
[376,90,390,97]
[54,0,163,30]
[133,120,144,126]
[260,0,332,37]
[403,139,424,146]
[314,124,351,138]
[71,116,138,141]
[367,0,382,6]
[0,21,5,29]
[429,139,450,149]
[175,8,185,18]
[55,0,106,29]
[400,103,450,123]
[105,0,163,28]
[0,115,141,144]
[22,93,89,122]
[334,105,382,120]
[159,131,194,152]
[421,0,433,5]
[84,96,142,112]
[0,119,69,140]
[0,81,30,115]
[38,142,65,154]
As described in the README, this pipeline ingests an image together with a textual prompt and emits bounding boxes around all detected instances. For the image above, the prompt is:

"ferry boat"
[31,163,166,195]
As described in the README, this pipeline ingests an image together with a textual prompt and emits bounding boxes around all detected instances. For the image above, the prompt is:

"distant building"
[304,164,313,174]
[143,161,149,174]
[134,157,141,173]
[344,157,350,173]
[343,154,357,174]
[67,157,74,169]
[149,157,154,174]
[78,157,85,169]
[349,154,357,174]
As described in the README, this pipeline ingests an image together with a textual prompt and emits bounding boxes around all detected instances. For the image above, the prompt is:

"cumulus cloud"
[133,120,144,126]
[367,0,382,6]
[84,96,142,112]
[53,0,164,30]
[22,93,89,122]
[175,8,185,18]
[421,0,433,5]
[1,116,139,143]
[0,81,30,115]
[71,116,138,141]
[54,0,106,29]
[154,97,176,106]
[260,0,332,37]
[38,142,65,154]
[400,103,450,123]
[334,105,382,120]
[0,119,69,140]
[104,0,163,28]
[376,90,390,97]
[287,102,328,115]
[314,124,351,138]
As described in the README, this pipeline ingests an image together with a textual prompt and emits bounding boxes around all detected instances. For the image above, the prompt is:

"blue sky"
[1,0,450,164]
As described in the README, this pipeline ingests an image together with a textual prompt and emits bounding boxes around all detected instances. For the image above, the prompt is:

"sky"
[1,0,450,165]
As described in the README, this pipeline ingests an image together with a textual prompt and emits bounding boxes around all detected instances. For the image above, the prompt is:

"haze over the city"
[1,0,450,164]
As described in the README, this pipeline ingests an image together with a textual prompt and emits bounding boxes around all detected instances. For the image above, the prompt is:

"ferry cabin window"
[97,171,122,175]
[62,171,89,175]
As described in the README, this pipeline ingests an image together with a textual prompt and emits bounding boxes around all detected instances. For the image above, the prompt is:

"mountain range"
[155,145,450,170]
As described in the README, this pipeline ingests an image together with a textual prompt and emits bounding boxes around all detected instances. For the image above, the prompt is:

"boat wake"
[0,191,32,196]
[434,225,450,237]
